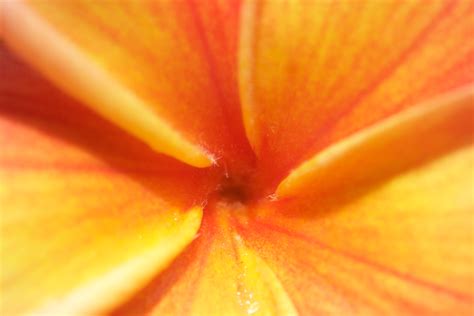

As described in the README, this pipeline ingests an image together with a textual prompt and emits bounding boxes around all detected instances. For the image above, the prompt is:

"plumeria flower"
[1,0,473,315]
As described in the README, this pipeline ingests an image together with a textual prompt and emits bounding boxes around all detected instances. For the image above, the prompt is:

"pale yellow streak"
[276,85,474,198]
[2,0,214,168]
[28,207,203,316]
[211,203,297,316]
[238,0,260,153]
[232,234,298,316]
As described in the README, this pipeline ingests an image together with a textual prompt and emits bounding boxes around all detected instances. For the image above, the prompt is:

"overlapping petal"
[3,0,255,171]
[238,145,474,315]
[233,92,474,314]
[1,0,472,314]
[239,0,474,189]
[0,46,216,314]
[113,202,297,316]
[277,85,474,198]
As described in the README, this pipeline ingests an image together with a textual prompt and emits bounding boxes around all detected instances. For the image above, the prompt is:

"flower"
[1,0,473,315]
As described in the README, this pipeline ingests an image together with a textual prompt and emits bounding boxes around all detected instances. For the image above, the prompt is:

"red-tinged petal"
[239,0,474,189]
[113,202,297,316]
[3,0,255,170]
[237,146,474,315]
[0,47,216,314]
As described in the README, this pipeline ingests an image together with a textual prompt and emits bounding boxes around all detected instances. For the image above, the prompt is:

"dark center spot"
[217,177,250,204]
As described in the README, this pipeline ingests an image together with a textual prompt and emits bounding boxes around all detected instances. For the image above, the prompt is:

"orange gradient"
[1,0,473,315]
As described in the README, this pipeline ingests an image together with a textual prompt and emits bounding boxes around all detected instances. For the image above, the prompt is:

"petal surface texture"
[1,0,473,315]
[0,46,214,315]
[240,147,474,314]
[3,0,255,170]
[239,0,474,189]
[113,203,297,316]
[277,85,474,198]
[235,94,474,314]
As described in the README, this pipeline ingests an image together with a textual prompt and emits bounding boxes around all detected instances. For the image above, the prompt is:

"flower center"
[217,177,251,205]
[209,165,269,210]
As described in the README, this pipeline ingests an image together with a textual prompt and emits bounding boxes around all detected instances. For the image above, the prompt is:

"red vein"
[252,219,473,302]
[186,0,255,167]
[283,2,458,180]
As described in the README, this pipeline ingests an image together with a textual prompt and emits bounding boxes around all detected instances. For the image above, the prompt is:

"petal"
[3,0,255,170]
[239,0,474,189]
[113,202,297,316]
[0,47,214,314]
[238,146,474,314]
[277,85,474,198]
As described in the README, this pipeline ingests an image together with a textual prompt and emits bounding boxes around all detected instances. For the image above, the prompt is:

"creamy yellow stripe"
[28,207,202,316]
[232,233,298,316]
[2,0,214,168]
[276,85,474,198]
[238,0,260,153]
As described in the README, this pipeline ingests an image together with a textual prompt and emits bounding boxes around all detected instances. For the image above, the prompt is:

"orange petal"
[0,47,215,314]
[238,146,474,314]
[277,85,474,198]
[3,0,255,170]
[239,0,474,189]
[113,202,297,316]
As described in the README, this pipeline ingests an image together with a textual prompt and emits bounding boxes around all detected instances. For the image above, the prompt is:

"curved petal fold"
[277,85,474,198]
[0,115,204,315]
[3,0,255,170]
[239,0,474,188]
[0,47,213,314]
[238,146,474,314]
[113,202,297,316]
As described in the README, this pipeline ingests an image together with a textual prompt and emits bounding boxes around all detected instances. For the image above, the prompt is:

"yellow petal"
[239,0,474,188]
[113,203,297,315]
[2,0,214,167]
[25,207,202,316]
[0,49,215,314]
[240,146,474,314]
[277,85,474,198]
[0,116,204,314]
